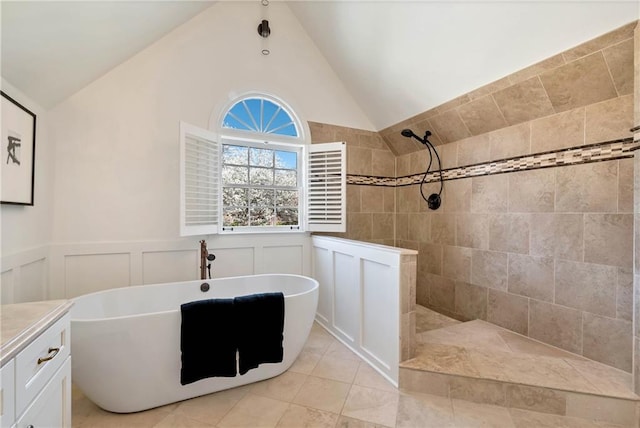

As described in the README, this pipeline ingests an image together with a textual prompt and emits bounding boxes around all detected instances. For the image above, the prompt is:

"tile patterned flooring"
[72,308,634,427]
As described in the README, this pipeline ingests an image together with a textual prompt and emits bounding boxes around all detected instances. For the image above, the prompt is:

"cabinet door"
[15,357,71,428]
[1,360,15,427]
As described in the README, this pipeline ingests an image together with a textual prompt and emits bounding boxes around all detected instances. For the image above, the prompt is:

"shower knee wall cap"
[401,129,444,210]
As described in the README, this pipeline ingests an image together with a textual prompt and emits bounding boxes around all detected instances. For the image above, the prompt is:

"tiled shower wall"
[309,122,396,247]
[310,21,638,374]
[394,22,637,372]
[633,21,639,395]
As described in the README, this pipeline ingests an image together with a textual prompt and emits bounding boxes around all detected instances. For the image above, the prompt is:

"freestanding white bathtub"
[70,274,318,413]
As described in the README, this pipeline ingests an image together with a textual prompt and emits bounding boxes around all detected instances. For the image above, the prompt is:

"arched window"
[179,93,345,235]
[222,96,300,138]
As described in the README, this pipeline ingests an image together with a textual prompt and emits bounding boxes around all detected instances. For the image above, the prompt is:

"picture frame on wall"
[1,91,36,205]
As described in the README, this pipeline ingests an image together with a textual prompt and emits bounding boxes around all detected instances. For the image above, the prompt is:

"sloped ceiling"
[288,1,639,129]
[1,1,638,129]
[1,1,215,108]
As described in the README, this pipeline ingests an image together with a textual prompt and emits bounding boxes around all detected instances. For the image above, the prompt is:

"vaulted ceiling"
[2,1,638,130]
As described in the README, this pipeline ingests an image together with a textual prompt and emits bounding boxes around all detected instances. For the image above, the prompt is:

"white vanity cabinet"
[1,302,72,428]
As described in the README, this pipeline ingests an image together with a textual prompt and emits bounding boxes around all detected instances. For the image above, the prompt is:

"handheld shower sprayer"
[401,129,444,210]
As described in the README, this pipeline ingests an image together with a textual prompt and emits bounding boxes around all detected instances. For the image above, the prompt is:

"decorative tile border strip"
[347,138,637,187]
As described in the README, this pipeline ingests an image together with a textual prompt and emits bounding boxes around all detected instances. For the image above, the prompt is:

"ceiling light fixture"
[258,0,270,55]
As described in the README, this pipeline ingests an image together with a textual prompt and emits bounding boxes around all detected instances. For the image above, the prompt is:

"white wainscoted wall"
[0,234,311,302]
[311,236,417,385]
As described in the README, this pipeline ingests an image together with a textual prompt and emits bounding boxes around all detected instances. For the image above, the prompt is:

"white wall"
[18,2,373,299]
[1,79,53,303]
[48,1,373,245]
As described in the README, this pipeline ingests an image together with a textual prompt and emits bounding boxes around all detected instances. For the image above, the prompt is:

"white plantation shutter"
[180,121,220,236]
[306,142,346,232]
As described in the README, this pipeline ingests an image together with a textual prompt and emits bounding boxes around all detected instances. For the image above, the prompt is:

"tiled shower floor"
[72,311,635,427]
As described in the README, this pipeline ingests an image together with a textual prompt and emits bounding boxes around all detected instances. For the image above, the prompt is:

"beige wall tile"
[419,243,443,276]
[442,178,471,213]
[397,185,420,213]
[347,185,361,213]
[561,21,636,62]
[371,150,395,177]
[471,250,508,291]
[492,77,555,125]
[438,141,458,170]
[443,246,472,283]
[382,186,395,213]
[347,213,372,241]
[618,157,633,213]
[436,94,473,114]
[456,213,489,250]
[371,213,394,240]
[582,312,633,372]
[602,39,634,96]
[456,134,491,167]
[530,107,585,153]
[529,213,584,261]
[508,54,566,85]
[347,146,372,175]
[540,52,618,113]
[565,393,638,426]
[488,213,530,254]
[428,274,456,312]
[467,76,512,100]
[555,161,618,212]
[617,267,633,321]
[555,260,617,318]
[507,254,554,302]
[309,121,336,143]
[488,122,531,160]
[429,109,472,144]
[635,21,640,122]
[586,95,634,145]
[360,186,384,213]
[396,153,411,177]
[431,213,456,245]
[487,289,529,335]
[409,149,429,176]
[529,300,582,354]
[357,132,390,151]
[635,337,639,396]
[505,384,566,415]
[448,376,506,406]
[508,169,555,212]
[457,95,508,136]
[584,213,633,268]
[396,213,408,241]
[408,213,430,242]
[471,174,509,213]
[454,281,488,321]
[383,131,420,156]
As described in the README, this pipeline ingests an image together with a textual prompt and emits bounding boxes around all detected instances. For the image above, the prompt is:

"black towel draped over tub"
[180,298,237,385]
[179,292,285,385]
[235,292,285,375]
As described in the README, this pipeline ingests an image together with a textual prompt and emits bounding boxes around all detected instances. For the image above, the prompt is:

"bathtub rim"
[70,273,319,322]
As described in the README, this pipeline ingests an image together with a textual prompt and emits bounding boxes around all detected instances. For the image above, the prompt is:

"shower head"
[401,128,443,211]
[401,129,432,144]
[401,129,418,139]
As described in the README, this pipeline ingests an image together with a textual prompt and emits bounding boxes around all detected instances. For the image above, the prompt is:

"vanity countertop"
[1,299,73,367]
